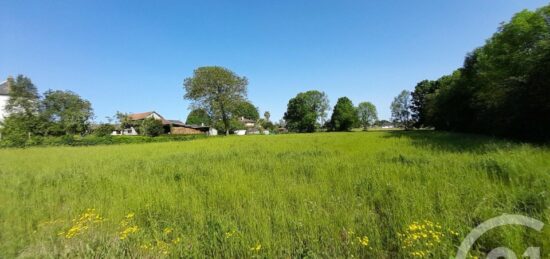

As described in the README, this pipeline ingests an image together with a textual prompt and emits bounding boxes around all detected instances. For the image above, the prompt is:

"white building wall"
[0,95,9,122]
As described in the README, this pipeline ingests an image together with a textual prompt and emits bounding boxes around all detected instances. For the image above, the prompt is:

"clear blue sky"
[1,0,547,122]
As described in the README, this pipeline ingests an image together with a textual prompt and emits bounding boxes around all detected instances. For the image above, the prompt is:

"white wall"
[0,95,9,122]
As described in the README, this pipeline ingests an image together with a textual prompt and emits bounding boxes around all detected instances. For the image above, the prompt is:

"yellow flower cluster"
[357,236,369,247]
[141,240,172,255]
[59,208,104,239]
[250,243,262,252]
[225,229,239,239]
[342,228,370,248]
[119,213,139,240]
[398,220,458,258]
[139,225,182,255]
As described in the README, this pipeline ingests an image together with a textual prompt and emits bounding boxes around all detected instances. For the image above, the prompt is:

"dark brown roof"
[168,120,186,126]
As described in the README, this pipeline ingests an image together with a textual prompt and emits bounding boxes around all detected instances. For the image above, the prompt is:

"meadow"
[0,131,548,258]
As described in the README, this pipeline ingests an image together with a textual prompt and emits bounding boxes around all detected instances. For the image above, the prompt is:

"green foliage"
[263,111,270,121]
[329,97,358,131]
[283,90,329,132]
[411,4,550,141]
[184,66,248,135]
[115,112,134,130]
[93,124,116,137]
[0,132,548,257]
[390,90,412,128]
[259,119,275,131]
[185,108,211,125]
[5,75,40,115]
[356,102,378,130]
[1,76,94,141]
[233,100,259,120]
[140,117,164,137]
[41,90,93,135]
[410,80,438,128]
[284,95,317,132]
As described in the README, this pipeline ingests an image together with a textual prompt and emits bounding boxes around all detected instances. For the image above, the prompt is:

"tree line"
[0,76,93,146]
[398,4,549,142]
[182,66,380,134]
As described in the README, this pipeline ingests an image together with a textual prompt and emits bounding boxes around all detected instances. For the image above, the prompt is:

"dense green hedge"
[0,134,208,148]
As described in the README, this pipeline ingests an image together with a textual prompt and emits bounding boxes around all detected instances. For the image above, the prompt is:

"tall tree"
[283,95,317,132]
[264,111,271,122]
[410,80,438,128]
[304,90,330,125]
[186,108,211,126]
[1,75,42,142]
[329,97,358,131]
[183,66,248,135]
[233,100,259,120]
[5,75,40,116]
[356,101,378,130]
[390,90,412,128]
[283,90,329,132]
[41,90,93,135]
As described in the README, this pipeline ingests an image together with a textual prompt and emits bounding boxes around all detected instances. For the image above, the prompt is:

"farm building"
[112,111,217,136]
[238,116,256,128]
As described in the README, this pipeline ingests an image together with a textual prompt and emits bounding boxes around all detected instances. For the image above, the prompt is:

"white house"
[238,116,256,128]
[0,78,11,122]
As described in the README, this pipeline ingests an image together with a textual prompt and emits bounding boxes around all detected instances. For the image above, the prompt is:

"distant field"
[0,131,548,258]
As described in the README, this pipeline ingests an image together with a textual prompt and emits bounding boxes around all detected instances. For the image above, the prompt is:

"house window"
[127,129,132,133]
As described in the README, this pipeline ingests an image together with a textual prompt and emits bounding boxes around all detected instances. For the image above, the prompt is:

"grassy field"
[0,131,549,258]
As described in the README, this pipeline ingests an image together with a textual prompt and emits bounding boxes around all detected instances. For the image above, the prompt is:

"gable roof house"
[0,78,12,122]
[112,111,217,136]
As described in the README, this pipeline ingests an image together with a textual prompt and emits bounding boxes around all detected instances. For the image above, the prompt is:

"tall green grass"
[0,131,548,258]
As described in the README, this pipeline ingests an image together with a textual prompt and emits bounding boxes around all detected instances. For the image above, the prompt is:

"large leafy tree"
[410,80,438,128]
[5,75,40,116]
[185,108,211,126]
[304,90,330,125]
[41,90,93,135]
[283,90,329,132]
[329,97,357,131]
[233,100,259,120]
[390,90,412,128]
[183,66,248,135]
[283,95,317,132]
[356,101,378,130]
[1,76,43,142]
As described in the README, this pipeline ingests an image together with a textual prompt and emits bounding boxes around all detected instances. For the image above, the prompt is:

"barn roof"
[168,120,186,126]
[127,111,171,125]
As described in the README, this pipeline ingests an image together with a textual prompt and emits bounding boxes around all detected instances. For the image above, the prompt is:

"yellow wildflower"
[357,236,369,247]
[250,243,262,252]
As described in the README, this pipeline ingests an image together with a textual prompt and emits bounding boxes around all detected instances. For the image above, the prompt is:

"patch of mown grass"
[0,131,548,257]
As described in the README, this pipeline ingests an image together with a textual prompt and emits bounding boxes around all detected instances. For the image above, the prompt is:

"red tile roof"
[127,111,171,125]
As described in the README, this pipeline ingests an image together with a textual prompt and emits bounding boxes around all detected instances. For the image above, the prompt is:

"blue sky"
[1,0,548,122]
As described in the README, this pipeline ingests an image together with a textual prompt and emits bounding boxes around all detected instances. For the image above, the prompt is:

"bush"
[140,118,164,137]
[93,124,115,137]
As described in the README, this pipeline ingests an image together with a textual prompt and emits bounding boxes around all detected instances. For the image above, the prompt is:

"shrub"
[93,124,116,137]
[140,118,164,137]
